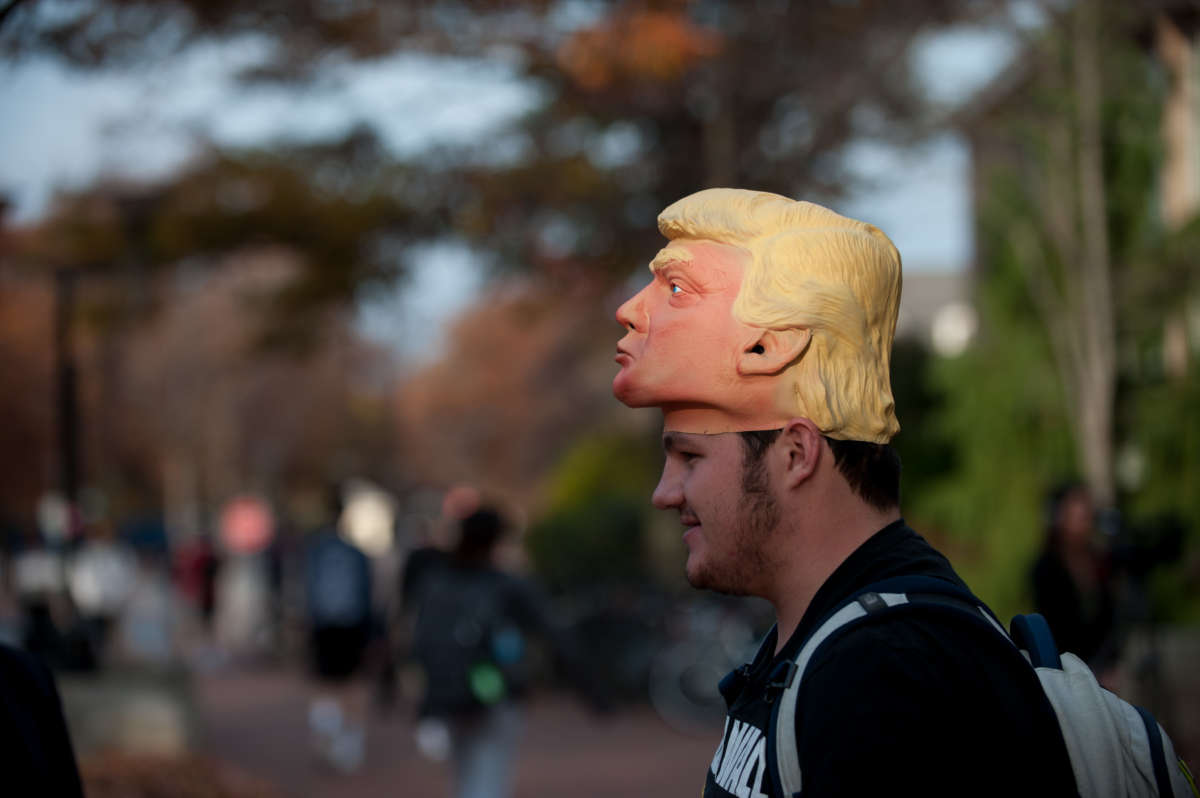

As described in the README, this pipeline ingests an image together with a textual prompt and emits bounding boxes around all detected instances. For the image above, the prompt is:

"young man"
[614,189,1077,796]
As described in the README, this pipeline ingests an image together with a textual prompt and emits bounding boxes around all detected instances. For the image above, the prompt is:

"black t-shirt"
[703,520,1078,797]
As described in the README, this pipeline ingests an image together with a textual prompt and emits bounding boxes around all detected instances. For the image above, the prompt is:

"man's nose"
[651,463,682,510]
[615,286,647,332]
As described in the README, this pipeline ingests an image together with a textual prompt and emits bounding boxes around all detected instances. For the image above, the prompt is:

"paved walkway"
[70,625,1200,796]
[189,668,718,798]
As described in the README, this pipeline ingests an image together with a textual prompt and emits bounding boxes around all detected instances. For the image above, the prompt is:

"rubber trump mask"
[613,188,902,443]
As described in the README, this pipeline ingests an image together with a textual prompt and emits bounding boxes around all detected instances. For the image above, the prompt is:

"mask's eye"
[670,282,682,295]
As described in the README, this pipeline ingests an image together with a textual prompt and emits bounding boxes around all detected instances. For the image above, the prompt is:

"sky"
[0,20,1019,362]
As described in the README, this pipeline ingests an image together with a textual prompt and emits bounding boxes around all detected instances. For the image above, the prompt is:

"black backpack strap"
[1010,613,1063,669]
[1136,705,1177,798]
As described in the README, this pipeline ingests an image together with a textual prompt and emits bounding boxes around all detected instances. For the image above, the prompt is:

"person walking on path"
[407,504,605,798]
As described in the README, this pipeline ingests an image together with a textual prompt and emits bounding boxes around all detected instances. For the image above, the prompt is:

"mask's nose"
[615,285,648,332]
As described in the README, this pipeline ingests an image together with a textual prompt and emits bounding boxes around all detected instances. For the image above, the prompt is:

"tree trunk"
[1157,13,1200,231]
[1156,13,1198,380]
[1071,0,1117,507]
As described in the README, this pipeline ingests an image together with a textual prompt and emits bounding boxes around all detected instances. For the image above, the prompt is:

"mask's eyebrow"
[649,246,693,274]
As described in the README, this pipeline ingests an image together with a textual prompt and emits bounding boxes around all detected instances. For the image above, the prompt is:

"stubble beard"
[685,458,780,596]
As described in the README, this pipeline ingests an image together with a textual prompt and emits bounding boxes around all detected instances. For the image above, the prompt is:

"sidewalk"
[188,667,718,798]
[65,625,1200,796]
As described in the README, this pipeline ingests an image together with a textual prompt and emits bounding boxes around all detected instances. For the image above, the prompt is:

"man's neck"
[767,505,900,654]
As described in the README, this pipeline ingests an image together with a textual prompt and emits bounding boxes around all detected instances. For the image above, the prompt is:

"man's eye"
[670,282,682,295]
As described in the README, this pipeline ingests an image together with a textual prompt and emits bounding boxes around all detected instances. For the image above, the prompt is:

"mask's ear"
[738,328,811,376]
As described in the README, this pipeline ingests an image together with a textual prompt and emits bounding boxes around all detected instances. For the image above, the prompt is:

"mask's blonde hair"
[658,188,902,443]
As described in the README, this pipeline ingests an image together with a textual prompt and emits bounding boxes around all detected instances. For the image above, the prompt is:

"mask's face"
[613,239,761,419]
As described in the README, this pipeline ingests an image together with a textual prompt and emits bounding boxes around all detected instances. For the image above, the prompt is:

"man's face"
[651,431,780,595]
[613,239,759,411]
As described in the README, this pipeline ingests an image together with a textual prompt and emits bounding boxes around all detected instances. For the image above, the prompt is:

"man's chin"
[685,559,747,596]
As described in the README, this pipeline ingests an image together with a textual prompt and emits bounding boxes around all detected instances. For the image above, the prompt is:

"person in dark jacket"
[408,505,603,798]
[1032,481,1118,671]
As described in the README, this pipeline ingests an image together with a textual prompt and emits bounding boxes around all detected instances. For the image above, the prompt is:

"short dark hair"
[455,507,507,563]
[738,430,900,511]
[826,437,901,511]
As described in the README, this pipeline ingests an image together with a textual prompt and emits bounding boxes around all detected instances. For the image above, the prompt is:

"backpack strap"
[765,579,1197,798]
[767,575,1007,797]
[1010,613,1063,669]
[1137,705,1176,798]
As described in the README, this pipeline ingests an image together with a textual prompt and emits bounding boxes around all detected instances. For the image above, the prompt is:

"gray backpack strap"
[770,591,909,796]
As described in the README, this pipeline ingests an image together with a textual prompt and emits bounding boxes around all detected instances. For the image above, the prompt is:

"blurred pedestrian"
[172,532,219,636]
[1031,481,1119,672]
[65,522,137,666]
[304,485,374,772]
[113,546,178,668]
[408,504,603,798]
[213,495,278,660]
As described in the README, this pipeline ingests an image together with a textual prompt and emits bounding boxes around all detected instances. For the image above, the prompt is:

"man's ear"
[738,328,812,376]
[779,418,823,489]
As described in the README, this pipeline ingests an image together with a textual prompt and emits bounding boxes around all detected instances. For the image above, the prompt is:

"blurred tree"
[395,274,622,508]
[0,272,56,528]
[526,430,660,592]
[113,250,402,517]
[0,244,401,537]
[10,134,420,350]
[2,137,416,525]
[958,0,1126,507]
[432,0,1011,284]
[941,1,1200,619]
[909,250,1078,617]
[2,0,1015,290]
[888,338,957,502]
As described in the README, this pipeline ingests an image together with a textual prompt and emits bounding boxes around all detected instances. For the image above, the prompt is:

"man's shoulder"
[795,585,1058,734]
[801,608,1002,694]
[791,607,1075,795]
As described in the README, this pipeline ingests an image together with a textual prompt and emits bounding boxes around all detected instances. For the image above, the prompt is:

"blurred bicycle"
[647,596,768,737]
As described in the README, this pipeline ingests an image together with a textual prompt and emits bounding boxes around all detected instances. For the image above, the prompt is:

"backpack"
[756,574,1198,798]
[306,533,371,628]
[410,567,526,718]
